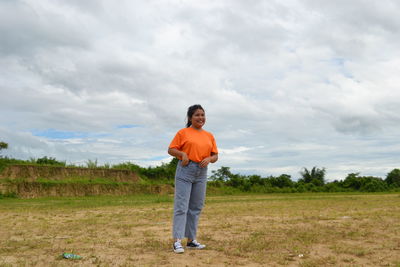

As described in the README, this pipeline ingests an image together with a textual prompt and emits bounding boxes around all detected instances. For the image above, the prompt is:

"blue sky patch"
[31,129,108,139]
[31,129,87,139]
[117,124,141,129]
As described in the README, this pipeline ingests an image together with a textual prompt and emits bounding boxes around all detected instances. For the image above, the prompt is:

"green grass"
[0,191,396,209]
[0,193,399,266]
[0,194,174,210]
[0,192,17,199]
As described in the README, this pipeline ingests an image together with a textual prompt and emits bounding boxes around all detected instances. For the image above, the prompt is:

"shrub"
[322,181,347,192]
[385,169,400,187]
[114,158,178,181]
[85,159,98,168]
[269,174,293,188]
[0,141,8,153]
[0,192,18,199]
[361,178,388,192]
[295,183,307,193]
[35,156,66,166]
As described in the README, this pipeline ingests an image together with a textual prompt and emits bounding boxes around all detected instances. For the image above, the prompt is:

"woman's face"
[190,109,206,129]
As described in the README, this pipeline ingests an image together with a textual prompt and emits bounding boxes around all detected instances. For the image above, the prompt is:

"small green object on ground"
[62,253,82,260]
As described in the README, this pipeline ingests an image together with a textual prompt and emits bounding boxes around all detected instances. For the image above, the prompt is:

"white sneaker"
[173,241,184,253]
[186,240,206,249]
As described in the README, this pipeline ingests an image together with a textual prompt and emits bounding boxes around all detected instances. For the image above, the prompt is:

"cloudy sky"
[1,0,400,181]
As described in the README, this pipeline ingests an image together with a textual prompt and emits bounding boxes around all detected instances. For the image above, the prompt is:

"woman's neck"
[190,125,203,131]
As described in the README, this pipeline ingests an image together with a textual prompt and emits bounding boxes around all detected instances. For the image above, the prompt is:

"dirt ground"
[0,193,399,266]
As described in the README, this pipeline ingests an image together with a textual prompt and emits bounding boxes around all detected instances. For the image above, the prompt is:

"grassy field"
[1,193,399,267]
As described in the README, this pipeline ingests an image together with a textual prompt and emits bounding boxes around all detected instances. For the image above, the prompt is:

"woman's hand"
[199,157,211,168]
[200,153,218,168]
[168,148,189,166]
[181,152,189,166]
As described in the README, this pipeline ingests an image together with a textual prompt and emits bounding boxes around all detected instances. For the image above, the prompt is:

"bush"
[113,162,142,172]
[114,158,178,181]
[386,169,400,187]
[322,182,347,192]
[0,192,18,199]
[85,159,98,168]
[35,156,66,166]
[269,174,293,188]
[0,141,8,153]
[343,173,388,192]
[295,183,307,193]
[361,179,388,192]
[343,173,363,190]
[207,180,224,188]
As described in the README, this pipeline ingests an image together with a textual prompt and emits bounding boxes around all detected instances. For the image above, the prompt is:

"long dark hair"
[186,104,204,127]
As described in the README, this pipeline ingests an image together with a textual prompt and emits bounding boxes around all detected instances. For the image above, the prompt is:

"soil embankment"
[0,165,139,182]
[0,165,173,198]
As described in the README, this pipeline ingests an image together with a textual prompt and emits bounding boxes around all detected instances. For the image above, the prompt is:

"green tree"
[343,173,388,192]
[226,173,245,188]
[141,158,178,180]
[343,173,362,190]
[270,174,294,188]
[210,166,233,182]
[361,178,388,192]
[0,141,8,152]
[248,175,262,186]
[166,157,179,173]
[299,166,326,185]
[385,168,400,187]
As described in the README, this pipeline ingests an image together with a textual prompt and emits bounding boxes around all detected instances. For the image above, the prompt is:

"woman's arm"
[168,148,189,166]
[199,152,218,168]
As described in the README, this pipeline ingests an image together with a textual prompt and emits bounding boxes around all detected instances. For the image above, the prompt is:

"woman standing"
[168,104,218,253]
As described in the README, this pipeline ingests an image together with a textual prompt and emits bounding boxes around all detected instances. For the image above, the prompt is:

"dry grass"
[0,193,400,266]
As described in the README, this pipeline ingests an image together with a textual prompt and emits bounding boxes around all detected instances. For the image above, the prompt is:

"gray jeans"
[172,160,208,240]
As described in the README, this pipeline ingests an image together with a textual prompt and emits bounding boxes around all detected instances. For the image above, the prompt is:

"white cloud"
[1,0,400,181]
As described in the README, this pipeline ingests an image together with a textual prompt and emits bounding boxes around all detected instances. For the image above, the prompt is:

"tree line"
[1,141,399,192]
[208,166,400,193]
